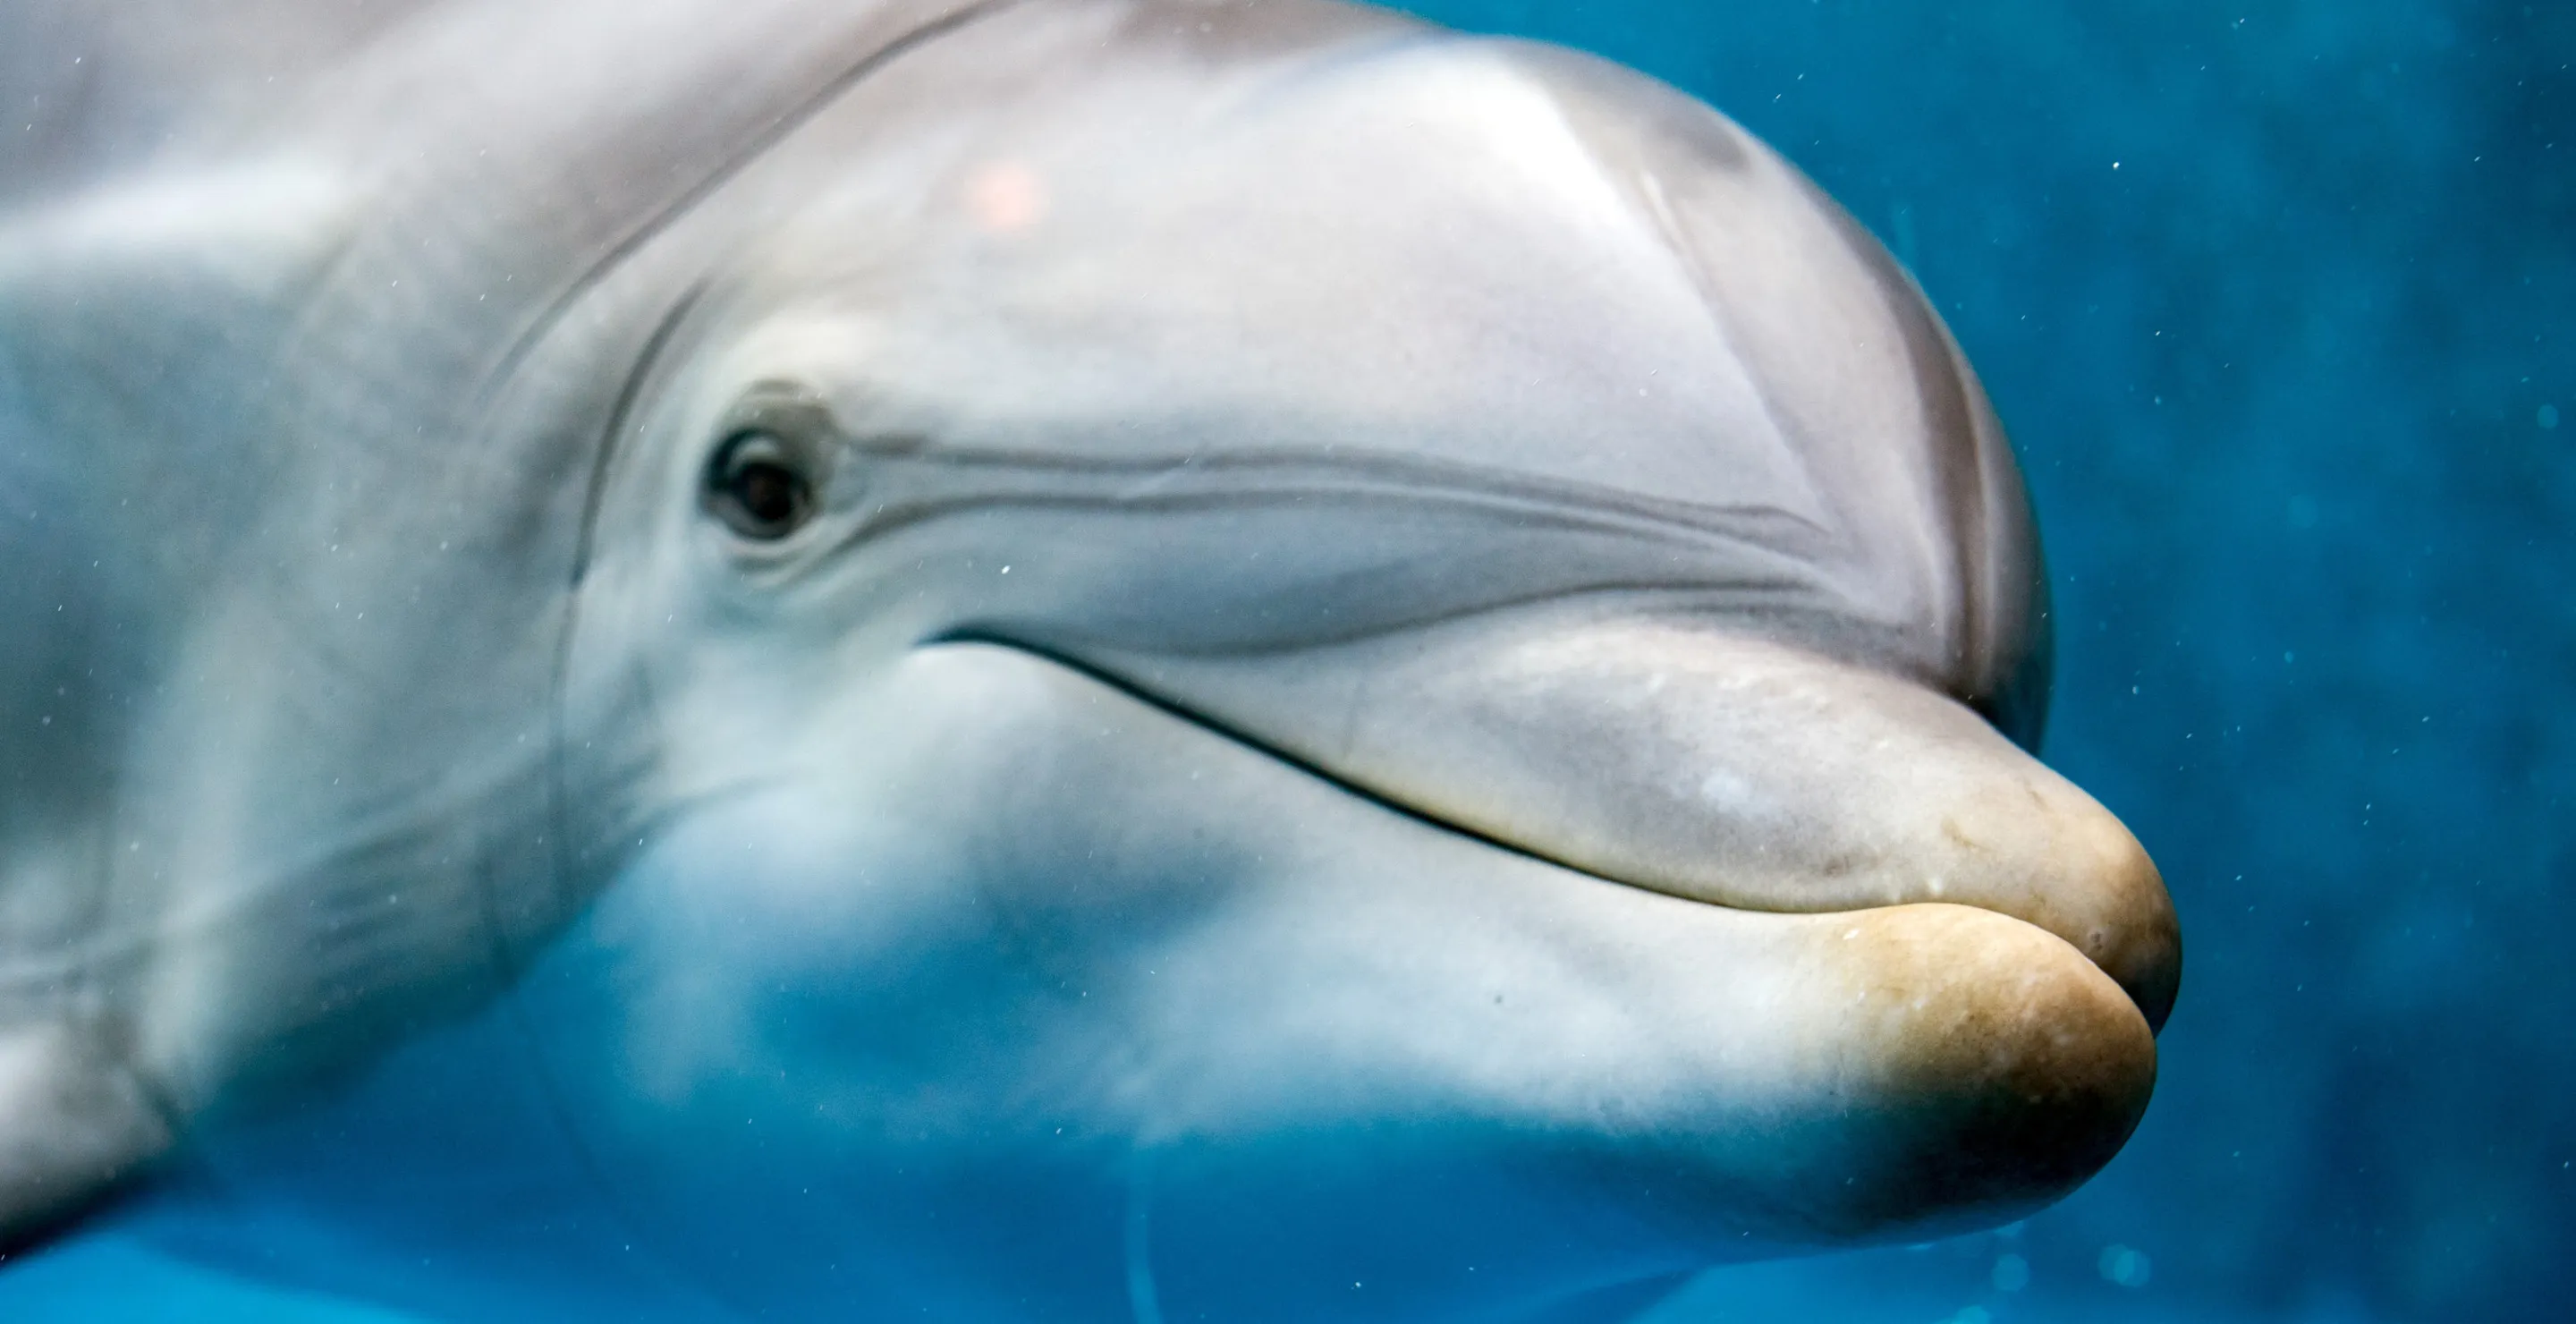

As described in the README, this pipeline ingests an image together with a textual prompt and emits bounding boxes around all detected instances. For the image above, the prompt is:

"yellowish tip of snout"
[1794,902,2158,1239]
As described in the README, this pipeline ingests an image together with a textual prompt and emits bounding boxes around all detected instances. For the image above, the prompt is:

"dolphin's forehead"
[682,6,2030,689]
[794,47,1827,526]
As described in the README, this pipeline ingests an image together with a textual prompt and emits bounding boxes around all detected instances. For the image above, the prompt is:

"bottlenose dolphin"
[0,0,2180,1317]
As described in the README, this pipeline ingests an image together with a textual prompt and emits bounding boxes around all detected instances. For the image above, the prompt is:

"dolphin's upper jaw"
[1053,610,2179,1031]
[953,611,2176,1237]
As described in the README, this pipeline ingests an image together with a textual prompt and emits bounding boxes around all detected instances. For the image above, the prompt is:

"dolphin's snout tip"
[1810,903,2160,1237]
[2011,784,2182,1035]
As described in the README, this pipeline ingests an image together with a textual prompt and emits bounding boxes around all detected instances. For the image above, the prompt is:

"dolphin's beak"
[954,605,2175,1239]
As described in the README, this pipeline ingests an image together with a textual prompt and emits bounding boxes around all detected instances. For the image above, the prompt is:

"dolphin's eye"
[703,430,815,540]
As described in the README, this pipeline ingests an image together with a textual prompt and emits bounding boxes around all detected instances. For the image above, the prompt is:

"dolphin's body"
[0,0,2180,1318]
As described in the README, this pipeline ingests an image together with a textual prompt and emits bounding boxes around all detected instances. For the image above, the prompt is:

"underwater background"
[3,1,2567,1320]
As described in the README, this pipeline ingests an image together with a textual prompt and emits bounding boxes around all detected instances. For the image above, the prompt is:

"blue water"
[6,2,2569,1320]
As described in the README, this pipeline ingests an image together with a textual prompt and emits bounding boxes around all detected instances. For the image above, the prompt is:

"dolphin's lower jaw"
[582,622,2165,1310]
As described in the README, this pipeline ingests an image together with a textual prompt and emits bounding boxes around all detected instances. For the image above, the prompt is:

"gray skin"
[0,0,2181,1318]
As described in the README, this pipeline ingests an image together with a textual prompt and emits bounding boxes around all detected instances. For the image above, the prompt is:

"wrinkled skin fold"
[0,0,2178,1318]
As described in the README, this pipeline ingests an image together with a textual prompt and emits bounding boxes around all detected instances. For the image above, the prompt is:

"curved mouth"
[935,624,1639,890]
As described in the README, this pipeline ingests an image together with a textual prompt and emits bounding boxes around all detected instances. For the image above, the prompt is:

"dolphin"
[0,0,2181,1318]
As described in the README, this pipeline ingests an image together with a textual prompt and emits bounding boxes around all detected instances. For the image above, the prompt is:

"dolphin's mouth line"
[920,627,1973,930]
[924,626,1621,890]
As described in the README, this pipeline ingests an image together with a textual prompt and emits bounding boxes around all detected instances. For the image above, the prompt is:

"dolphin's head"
[547,4,2178,1315]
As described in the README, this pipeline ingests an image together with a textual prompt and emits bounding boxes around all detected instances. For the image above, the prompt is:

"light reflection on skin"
[966,160,1051,234]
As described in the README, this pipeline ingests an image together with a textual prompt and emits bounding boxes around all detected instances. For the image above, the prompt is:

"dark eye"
[702,430,814,540]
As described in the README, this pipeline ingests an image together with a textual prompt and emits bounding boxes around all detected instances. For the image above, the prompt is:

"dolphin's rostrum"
[0,0,2178,1317]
